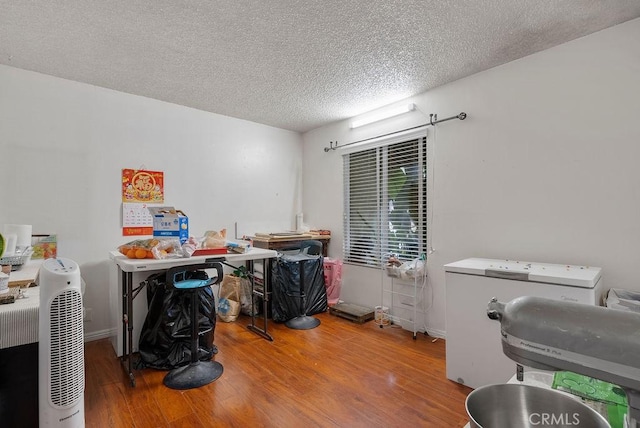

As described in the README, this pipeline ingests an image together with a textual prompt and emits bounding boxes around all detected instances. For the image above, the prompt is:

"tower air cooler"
[38,258,85,427]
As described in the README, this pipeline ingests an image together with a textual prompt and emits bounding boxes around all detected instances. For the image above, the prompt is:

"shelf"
[381,270,423,340]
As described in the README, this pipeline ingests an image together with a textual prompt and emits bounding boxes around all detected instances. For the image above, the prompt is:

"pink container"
[323,258,343,306]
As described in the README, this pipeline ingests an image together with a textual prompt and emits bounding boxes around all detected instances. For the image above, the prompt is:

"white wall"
[3,17,639,341]
[302,18,640,336]
[0,64,303,339]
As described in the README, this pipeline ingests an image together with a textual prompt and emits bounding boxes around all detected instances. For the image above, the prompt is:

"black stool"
[163,261,224,390]
[280,241,323,330]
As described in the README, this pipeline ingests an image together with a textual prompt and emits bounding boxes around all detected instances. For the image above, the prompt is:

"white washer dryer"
[444,257,604,390]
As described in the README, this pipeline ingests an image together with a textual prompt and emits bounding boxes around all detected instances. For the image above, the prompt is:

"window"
[343,134,427,268]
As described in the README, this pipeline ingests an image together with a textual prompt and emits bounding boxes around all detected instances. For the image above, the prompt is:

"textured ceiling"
[1,1,640,133]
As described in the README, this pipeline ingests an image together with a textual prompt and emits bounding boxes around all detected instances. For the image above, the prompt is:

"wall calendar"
[121,169,165,236]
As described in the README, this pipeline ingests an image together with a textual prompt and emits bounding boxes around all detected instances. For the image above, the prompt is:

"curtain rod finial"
[324,141,338,152]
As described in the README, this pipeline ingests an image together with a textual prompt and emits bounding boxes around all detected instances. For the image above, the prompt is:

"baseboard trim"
[425,328,445,339]
[84,327,116,342]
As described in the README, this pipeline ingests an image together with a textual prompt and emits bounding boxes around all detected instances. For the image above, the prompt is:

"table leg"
[120,270,136,387]
[246,258,273,341]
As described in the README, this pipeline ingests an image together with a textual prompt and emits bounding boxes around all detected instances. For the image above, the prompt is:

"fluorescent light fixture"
[350,103,415,129]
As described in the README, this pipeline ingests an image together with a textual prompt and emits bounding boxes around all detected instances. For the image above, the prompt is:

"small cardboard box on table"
[148,207,189,244]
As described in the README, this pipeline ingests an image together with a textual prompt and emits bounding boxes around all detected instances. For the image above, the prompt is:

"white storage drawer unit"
[444,258,604,389]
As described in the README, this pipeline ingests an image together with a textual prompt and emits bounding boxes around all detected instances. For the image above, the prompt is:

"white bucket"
[374,306,390,325]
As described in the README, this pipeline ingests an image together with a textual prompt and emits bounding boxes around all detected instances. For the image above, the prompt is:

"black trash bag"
[271,253,328,322]
[138,270,217,370]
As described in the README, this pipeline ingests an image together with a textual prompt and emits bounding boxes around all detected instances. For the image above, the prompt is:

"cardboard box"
[148,207,189,243]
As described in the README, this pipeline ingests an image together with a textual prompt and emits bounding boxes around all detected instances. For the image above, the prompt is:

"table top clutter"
[109,247,277,272]
[251,232,331,242]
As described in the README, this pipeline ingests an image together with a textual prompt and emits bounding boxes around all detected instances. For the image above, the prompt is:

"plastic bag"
[138,271,217,370]
[181,236,198,258]
[218,274,242,322]
[203,229,227,249]
[238,276,258,316]
[385,256,425,280]
[399,258,425,280]
[606,288,640,313]
[271,253,328,322]
[118,238,182,259]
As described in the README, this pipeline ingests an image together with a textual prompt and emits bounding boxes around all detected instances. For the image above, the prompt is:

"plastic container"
[323,258,343,305]
[374,306,390,325]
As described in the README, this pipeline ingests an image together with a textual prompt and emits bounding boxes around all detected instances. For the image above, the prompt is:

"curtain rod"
[324,112,467,152]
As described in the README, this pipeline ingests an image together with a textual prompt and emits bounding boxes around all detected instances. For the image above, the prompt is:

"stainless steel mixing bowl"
[465,383,610,428]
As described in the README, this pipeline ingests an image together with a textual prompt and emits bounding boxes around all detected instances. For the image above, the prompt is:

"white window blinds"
[343,133,427,268]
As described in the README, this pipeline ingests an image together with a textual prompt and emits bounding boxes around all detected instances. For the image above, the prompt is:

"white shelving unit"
[380,267,422,339]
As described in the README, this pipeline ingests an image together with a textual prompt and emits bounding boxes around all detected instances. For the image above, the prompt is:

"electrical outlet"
[84,307,92,322]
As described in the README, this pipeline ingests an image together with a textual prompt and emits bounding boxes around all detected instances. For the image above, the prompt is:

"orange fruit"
[120,246,130,255]
[146,250,154,259]
[126,248,137,259]
[135,248,148,259]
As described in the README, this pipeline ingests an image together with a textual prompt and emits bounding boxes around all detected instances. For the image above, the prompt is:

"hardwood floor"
[85,312,472,427]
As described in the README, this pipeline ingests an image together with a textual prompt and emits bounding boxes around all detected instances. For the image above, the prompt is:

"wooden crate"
[329,302,374,324]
